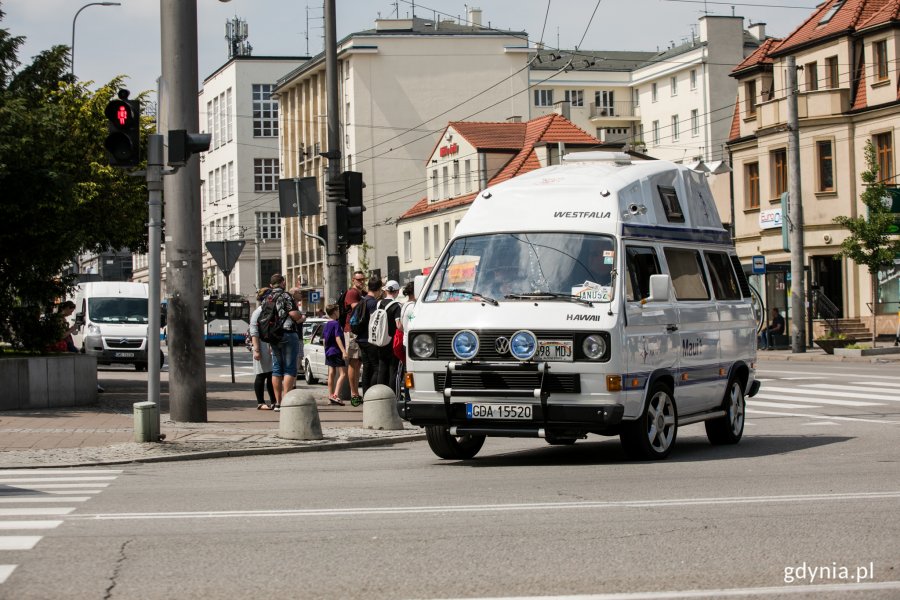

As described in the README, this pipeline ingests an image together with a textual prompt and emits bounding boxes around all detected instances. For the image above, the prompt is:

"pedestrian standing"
[249,288,276,410]
[393,281,417,399]
[267,274,303,411]
[355,276,382,395]
[323,303,348,406]
[289,283,307,382]
[343,270,366,405]
[376,280,403,390]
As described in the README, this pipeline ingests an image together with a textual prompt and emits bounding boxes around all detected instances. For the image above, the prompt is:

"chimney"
[554,100,571,120]
[506,116,522,123]
[748,22,766,41]
[467,6,482,27]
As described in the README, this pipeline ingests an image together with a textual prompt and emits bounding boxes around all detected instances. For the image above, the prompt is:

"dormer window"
[818,0,844,25]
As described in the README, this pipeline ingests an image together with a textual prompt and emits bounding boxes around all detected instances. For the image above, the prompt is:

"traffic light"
[168,130,212,166]
[342,170,366,246]
[104,89,141,167]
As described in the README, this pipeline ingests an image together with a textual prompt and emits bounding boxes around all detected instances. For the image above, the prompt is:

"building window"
[633,88,640,107]
[252,84,278,137]
[253,158,279,192]
[670,76,678,96]
[256,211,281,240]
[826,56,839,88]
[651,82,658,102]
[534,89,553,106]
[690,109,699,136]
[442,165,449,198]
[403,231,412,263]
[423,227,430,260]
[431,168,438,200]
[745,80,757,117]
[652,120,660,146]
[212,95,221,149]
[805,61,818,91]
[772,149,787,197]
[564,89,584,107]
[464,159,472,192]
[746,162,760,209]
[690,69,697,90]
[444,222,450,246]
[225,88,233,142]
[874,40,889,81]
[453,161,460,196]
[433,224,440,257]
[874,132,895,184]
[817,140,834,192]
[595,90,615,116]
[671,115,679,141]
[227,161,235,196]
[206,101,213,144]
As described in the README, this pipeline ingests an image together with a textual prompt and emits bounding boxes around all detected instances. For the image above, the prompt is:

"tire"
[425,426,486,460]
[620,380,678,460]
[705,377,745,445]
[135,363,148,372]
[304,359,317,385]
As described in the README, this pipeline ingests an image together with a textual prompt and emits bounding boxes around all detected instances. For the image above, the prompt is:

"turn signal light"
[404,372,415,389]
[606,375,622,392]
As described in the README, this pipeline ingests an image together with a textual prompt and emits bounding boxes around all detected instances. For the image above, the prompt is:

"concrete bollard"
[133,401,159,443]
[362,384,404,430]
[279,388,323,440]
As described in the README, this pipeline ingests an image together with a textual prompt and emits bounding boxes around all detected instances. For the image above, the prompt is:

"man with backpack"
[352,276,382,395]
[369,280,403,390]
[258,274,303,411]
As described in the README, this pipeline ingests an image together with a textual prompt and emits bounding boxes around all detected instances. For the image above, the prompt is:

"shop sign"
[759,208,782,230]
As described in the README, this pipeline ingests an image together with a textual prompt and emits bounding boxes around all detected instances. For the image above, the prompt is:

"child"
[323,303,348,406]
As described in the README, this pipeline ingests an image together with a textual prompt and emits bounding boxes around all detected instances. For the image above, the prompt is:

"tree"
[0,5,150,351]
[833,141,900,347]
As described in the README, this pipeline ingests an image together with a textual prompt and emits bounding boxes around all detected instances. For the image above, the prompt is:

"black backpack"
[349,297,369,336]
[257,293,284,344]
[337,289,349,326]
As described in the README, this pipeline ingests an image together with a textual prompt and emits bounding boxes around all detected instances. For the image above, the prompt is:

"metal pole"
[225,266,235,384]
[160,0,207,420]
[324,0,347,302]
[70,2,121,78]
[147,135,163,435]
[787,56,806,352]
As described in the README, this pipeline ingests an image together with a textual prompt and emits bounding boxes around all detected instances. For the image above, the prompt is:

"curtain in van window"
[704,252,741,300]
[664,248,710,300]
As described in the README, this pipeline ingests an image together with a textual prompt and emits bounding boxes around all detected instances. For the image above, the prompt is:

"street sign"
[205,240,245,276]
[278,177,319,218]
[309,290,321,304]
[752,255,766,275]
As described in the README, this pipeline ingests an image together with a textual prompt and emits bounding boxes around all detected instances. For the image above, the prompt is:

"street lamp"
[70,2,121,77]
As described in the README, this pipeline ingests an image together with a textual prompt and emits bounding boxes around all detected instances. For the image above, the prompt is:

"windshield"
[205,299,251,322]
[88,297,148,324]
[424,232,617,303]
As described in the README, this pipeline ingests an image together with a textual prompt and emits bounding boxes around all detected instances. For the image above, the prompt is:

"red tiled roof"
[728,95,742,142]
[773,0,894,55]
[857,0,900,29]
[732,38,781,74]
[401,114,599,221]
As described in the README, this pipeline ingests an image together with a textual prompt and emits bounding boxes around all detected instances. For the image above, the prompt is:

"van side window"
[658,185,685,223]
[663,248,710,300]
[625,246,661,301]
[704,252,741,300]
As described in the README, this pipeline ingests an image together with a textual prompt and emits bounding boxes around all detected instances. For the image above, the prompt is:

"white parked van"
[400,153,760,460]
[71,281,152,370]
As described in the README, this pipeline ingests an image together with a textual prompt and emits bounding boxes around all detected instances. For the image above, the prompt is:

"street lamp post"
[71,2,121,77]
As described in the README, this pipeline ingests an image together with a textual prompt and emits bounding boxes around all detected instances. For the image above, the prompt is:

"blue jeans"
[271,332,300,377]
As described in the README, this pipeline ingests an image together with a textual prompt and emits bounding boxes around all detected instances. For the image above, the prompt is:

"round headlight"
[509,330,537,361]
[452,330,479,360]
[582,334,607,360]
[411,333,435,359]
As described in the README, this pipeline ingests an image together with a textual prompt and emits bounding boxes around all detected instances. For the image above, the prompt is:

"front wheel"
[425,426,485,460]
[705,378,745,445]
[304,359,317,385]
[620,381,678,460]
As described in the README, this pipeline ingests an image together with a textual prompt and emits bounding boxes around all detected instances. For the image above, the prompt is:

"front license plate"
[537,339,573,362]
[466,403,532,420]
[114,352,134,358]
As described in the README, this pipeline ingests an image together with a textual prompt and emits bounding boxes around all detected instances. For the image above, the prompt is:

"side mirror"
[414,274,427,301]
[75,312,85,326]
[646,274,672,303]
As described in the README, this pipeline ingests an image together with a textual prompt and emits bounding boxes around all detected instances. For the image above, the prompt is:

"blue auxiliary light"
[452,330,479,360]
[509,330,537,361]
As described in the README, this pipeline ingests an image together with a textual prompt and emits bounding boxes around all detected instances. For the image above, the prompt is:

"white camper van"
[400,153,759,461]
[71,281,152,370]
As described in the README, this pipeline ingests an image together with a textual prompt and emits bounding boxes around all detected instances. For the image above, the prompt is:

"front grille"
[435,372,580,394]
[434,330,575,361]
[104,337,144,350]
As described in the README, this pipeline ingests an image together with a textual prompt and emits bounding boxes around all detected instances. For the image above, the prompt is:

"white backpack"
[369,299,400,347]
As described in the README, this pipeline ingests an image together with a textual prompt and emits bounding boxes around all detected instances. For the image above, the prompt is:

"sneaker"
[350,395,363,407]
[273,405,281,412]
[257,404,272,410]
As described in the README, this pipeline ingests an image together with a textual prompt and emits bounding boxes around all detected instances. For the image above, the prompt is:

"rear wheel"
[705,377,745,445]
[304,359,317,385]
[620,381,677,460]
[425,426,485,460]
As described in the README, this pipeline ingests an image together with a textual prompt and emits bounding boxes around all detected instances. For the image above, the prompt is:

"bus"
[203,294,251,345]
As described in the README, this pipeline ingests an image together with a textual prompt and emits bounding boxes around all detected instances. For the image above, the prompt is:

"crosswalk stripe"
[0,497,89,504]
[754,392,880,407]
[850,380,900,388]
[762,386,894,402]
[10,483,110,489]
[0,537,41,551]
[0,565,15,584]
[758,369,900,381]
[0,470,121,476]
[0,508,76,517]
[0,521,63,530]
[0,477,117,484]
[803,383,900,396]
[0,490,101,496]
[748,400,821,409]
[746,409,900,424]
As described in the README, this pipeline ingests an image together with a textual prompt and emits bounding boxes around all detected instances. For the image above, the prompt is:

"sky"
[3,0,819,99]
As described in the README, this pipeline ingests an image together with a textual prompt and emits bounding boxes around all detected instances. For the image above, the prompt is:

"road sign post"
[205,240,246,383]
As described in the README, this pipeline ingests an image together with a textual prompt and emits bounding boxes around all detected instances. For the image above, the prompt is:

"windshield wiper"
[432,288,499,306]
[505,292,596,307]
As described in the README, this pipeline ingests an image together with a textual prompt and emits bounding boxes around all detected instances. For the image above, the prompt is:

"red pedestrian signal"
[104,89,141,167]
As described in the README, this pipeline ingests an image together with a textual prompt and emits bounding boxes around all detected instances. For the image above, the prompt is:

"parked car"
[302,322,328,384]
[301,317,328,345]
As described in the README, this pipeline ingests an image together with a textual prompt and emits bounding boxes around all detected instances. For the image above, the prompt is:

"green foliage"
[0,8,150,351]
[833,141,900,275]
[817,330,848,341]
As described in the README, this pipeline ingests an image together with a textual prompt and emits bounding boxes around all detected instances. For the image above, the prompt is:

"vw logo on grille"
[494,336,510,355]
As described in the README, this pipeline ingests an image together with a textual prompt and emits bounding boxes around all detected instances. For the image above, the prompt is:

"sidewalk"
[2,347,899,469]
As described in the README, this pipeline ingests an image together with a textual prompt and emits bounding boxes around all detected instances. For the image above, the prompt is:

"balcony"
[757,88,851,129]
[589,101,639,122]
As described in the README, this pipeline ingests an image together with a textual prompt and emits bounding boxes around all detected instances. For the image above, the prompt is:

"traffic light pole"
[324,0,347,302]
[787,56,807,353]
[147,134,163,433]
[160,0,207,421]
